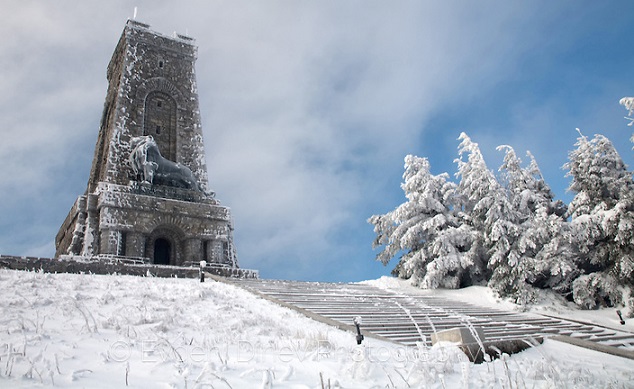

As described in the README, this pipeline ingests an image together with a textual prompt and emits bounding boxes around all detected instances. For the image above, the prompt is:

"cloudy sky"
[1,1,633,282]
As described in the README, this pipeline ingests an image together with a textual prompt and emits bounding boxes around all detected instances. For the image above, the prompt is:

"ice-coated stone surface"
[55,20,242,271]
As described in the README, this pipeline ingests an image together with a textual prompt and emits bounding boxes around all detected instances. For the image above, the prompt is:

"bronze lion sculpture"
[129,135,202,191]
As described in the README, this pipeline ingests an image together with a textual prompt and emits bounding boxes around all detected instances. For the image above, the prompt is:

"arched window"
[144,91,177,161]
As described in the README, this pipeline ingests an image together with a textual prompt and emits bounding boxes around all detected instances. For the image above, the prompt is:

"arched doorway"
[154,238,171,265]
[146,225,183,265]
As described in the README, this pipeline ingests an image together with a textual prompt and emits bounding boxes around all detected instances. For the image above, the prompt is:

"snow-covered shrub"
[572,273,623,309]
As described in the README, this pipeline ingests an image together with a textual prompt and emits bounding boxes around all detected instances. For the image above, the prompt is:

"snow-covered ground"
[1,269,633,388]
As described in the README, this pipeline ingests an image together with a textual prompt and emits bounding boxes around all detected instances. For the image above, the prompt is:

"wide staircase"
[229,278,634,352]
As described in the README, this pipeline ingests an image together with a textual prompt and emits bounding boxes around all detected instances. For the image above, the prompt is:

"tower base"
[56,182,238,268]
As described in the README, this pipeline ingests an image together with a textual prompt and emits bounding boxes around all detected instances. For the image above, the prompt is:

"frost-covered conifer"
[523,152,577,292]
[566,131,630,215]
[564,131,634,309]
[454,133,509,287]
[368,155,476,288]
[493,147,576,303]
[488,146,535,302]
[620,97,634,140]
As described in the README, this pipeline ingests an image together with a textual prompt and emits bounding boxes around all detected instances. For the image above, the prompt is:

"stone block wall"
[0,255,258,279]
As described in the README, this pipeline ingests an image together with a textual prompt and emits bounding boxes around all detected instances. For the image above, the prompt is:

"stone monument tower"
[55,20,238,268]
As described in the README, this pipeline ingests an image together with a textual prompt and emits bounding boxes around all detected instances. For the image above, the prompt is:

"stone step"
[230,278,634,351]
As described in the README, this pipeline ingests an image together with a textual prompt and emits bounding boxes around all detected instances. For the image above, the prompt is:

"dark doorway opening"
[154,238,171,265]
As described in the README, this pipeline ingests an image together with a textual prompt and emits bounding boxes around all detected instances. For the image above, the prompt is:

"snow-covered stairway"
[228,279,634,352]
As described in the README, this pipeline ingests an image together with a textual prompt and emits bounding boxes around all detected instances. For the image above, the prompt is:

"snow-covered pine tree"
[368,155,475,288]
[422,223,477,289]
[564,131,634,309]
[493,147,576,303]
[522,152,577,294]
[566,131,631,215]
[524,151,568,219]
[529,201,578,295]
[620,97,634,135]
[488,146,536,303]
[453,132,503,286]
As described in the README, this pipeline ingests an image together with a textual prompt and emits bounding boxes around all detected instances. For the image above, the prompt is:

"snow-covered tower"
[55,20,238,268]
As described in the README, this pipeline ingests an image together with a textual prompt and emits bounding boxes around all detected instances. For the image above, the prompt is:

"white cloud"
[191,2,554,275]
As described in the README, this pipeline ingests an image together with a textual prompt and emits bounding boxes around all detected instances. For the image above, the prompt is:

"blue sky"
[1,1,633,282]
